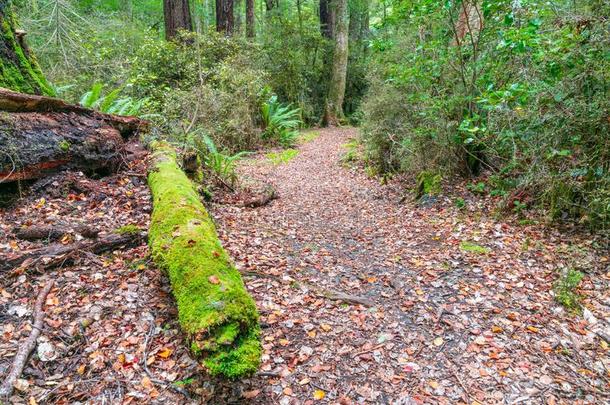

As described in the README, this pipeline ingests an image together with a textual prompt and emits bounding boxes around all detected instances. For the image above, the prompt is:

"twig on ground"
[0,280,54,399]
[141,319,191,399]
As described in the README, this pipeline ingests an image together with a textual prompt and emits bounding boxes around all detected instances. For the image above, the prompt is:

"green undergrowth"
[459,241,491,255]
[554,269,584,313]
[267,148,299,165]
[147,142,261,379]
[298,131,320,144]
[114,224,140,235]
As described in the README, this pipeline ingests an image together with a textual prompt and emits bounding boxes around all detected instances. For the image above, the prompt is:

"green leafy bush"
[361,0,610,230]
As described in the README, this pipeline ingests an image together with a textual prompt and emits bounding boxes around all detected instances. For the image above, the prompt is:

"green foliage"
[114,224,141,235]
[261,95,302,147]
[79,83,147,116]
[132,31,266,153]
[196,134,251,188]
[554,269,584,313]
[361,0,610,230]
[416,171,441,198]
[267,149,299,165]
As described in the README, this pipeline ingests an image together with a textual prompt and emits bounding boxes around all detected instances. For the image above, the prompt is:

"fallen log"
[1,229,145,273]
[0,280,54,400]
[0,88,147,183]
[148,142,261,379]
[14,224,99,241]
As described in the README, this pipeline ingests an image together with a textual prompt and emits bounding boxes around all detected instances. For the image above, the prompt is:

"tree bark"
[0,1,53,96]
[216,0,234,35]
[323,0,349,126]
[246,0,255,38]
[163,0,193,40]
[319,0,334,39]
[0,88,146,183]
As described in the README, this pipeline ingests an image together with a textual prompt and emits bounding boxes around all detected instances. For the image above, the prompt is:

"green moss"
[114,224,141,235]
[416,171,442,199]
[459,241,491,254]
[267,148,299,165]
[0,5,53,96]
[59,140,71,152]
[148,142,261,379]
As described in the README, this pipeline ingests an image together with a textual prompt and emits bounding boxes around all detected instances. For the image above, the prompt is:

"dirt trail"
[212,127,609,404]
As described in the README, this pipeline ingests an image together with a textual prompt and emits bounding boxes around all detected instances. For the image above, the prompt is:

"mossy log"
[147,142,261,379]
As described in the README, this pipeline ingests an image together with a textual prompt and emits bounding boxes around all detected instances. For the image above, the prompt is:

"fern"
[79,84,147,116]
[261,95,302,147]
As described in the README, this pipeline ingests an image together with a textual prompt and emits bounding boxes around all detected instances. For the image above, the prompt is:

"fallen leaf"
[158,347,172,358]
[314,390,326,400]
[208,275,220,285]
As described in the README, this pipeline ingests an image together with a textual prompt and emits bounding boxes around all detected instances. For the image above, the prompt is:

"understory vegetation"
[361,0,609,231]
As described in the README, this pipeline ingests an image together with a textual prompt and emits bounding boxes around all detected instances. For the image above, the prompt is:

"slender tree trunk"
[216,0,234,34]
[323,0,348,126]
[246,0,255,37]
[163,0,193,40]
[319,0,333,39]
[0,0,52,96]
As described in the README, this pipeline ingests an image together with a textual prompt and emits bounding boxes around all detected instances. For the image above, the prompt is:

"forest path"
[211,127,609,404]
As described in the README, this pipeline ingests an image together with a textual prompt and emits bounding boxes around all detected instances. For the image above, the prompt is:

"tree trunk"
[245,0,254,37]
[323,0,348,126]
[216,0,234,35]
[319,0,333,39]
[163,0,193,40]
[0,89,145,183]
[0,1,53,96]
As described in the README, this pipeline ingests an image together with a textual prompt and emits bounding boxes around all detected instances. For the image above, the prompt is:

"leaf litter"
[0,130,608,404]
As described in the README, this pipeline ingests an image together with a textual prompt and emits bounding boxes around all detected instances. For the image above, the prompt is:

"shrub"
[361,0,610,230]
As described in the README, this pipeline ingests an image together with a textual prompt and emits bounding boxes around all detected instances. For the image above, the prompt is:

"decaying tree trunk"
[1,230,145,274]
[323,0,349,126]
[163,0,193,40]
[0,88,146,183]
[0,1,53,96]
[148,142,261,379]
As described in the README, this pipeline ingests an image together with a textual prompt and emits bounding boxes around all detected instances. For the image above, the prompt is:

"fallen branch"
[239,271,375,308]
[14,224,99,242]
[0,280,54,400]
[2,231,145,274]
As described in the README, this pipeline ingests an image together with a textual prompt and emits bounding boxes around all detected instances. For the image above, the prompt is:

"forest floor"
[0,128,609,404]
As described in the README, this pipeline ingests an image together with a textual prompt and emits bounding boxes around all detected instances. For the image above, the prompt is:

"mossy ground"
[148,142,261,379]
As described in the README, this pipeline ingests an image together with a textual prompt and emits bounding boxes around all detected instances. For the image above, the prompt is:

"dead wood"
[0,280,54,400]
[0,88,148,183]
[14,224,99,241]
[242,184,278,208]
[1,231,146,274]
